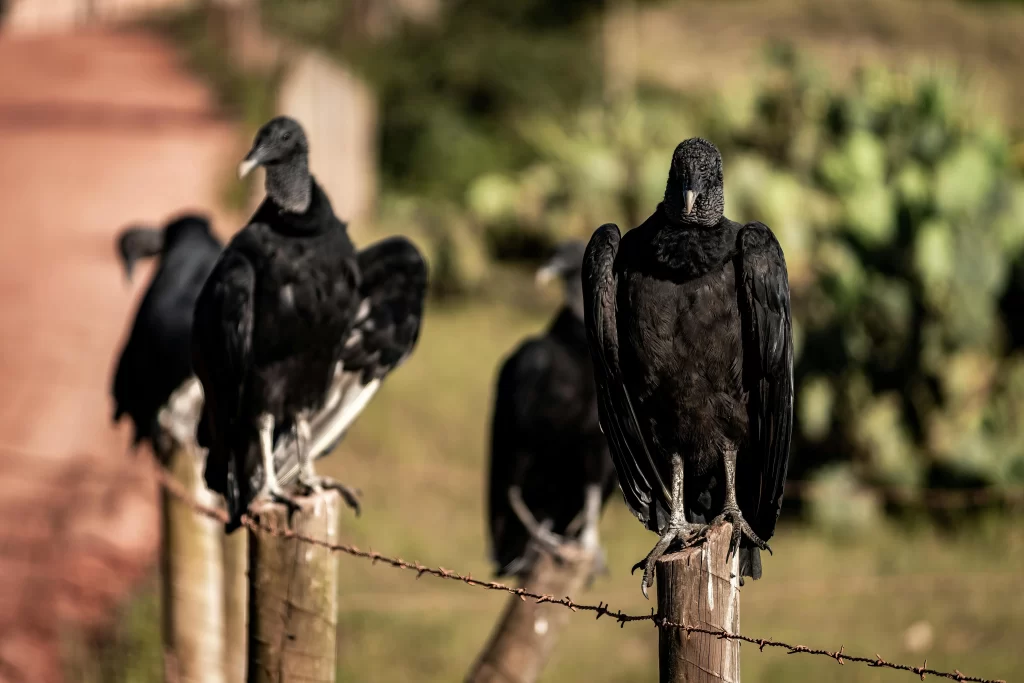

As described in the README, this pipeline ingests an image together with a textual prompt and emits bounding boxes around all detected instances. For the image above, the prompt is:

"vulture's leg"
[296,415,361,515]
[630,454,709,599]
[508,486,572,561]
[579,483,609,579]
[712,447,770,558]
[255,413,299,512]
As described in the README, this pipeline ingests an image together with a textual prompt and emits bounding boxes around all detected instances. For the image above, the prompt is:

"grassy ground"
[93,292,1024,683]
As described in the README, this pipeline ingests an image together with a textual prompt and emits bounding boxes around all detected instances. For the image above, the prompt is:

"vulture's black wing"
[486,338,551,575]
[582,224,671,533]
[193,246,257,525]
[735,221,794,543]
[275,235,428,484]
[345,235,428,384]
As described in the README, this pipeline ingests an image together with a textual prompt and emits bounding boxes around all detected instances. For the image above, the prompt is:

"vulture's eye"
[281,132,292,142]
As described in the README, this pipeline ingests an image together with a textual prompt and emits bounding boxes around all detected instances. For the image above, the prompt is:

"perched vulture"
[111,214,221,447]
[487,241,617,577]
[582,137,793,597]
[193,116,362,532]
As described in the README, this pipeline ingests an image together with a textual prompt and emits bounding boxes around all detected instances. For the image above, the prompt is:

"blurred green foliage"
[367,30,1024,521]
[717,47,1024,512]
[363,24,1024,514]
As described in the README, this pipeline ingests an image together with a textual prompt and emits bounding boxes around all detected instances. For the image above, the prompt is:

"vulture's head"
[536,239,588,319]
[116,225,163,283]
[238,116,309,179]
[664,137,725,227]
[115,214,212,283]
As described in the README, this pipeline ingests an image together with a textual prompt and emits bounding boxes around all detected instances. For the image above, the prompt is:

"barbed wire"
[155,467,1006,683]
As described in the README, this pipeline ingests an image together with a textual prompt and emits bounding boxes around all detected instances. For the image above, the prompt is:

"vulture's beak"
[684,189,696,216]
[535,263,559,288]
[238,157,260,179]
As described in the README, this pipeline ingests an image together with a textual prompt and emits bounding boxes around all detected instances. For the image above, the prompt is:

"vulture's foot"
[712,505,771,560]
[529,524,576,564]
[254,483,301,515]
[631,522,709,600]
[586,545,610,587]
[298,473,362,516]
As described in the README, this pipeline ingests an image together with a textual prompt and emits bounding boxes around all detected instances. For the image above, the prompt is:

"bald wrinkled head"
[536,239,588,320]
[663,137,725,227]
[239,116,309,178]
[239,116,312,213]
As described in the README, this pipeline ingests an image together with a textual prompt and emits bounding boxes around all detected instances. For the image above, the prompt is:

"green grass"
[87,292,1022,682]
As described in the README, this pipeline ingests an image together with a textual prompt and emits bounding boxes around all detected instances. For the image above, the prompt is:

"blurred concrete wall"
[278,51,378,236]
[3,0,196,34]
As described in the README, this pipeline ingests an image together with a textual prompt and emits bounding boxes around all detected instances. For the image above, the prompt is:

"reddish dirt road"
[0,28,237,682]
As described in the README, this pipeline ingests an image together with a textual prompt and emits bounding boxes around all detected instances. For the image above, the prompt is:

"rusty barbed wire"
[155,467,1006,683]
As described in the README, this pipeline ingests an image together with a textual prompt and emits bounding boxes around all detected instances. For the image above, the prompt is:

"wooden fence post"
[247,491,343,683]
[465,545,595,683]
[656,523,741,683]
[157,378,227,683]
[222,529,248,683]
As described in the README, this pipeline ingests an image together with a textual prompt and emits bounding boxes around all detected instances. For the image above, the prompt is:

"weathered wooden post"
[656,523,741,683]
[465,545,596,683]
[222,529,248,683]
[157,378,227,683]
[247,491,343,683]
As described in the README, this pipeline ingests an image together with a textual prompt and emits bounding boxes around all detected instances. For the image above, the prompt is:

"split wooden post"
[656,523,741,683]
[465,545,595,683]
[247,491,343,683]
[157,378,227,683]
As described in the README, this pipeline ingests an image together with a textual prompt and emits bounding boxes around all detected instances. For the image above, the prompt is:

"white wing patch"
[344,329,363,350]
[355,298,371,323]
[306,374,381,461]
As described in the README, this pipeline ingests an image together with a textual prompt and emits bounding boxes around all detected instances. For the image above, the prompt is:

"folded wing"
[735,221,794,543]
[192,248,257,522]
[582,223,670,533]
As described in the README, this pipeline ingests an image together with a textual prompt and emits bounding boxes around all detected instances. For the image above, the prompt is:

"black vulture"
[193,116,362,532]
[111,214,222,448]
[273,234,429,491]
[582,138,794,597]
[487,241,617,578]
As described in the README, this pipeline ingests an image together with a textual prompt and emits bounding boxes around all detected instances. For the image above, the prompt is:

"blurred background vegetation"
[92,0,1024,680]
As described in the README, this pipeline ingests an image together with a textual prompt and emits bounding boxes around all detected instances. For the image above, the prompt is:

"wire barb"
[155,466,1007,683]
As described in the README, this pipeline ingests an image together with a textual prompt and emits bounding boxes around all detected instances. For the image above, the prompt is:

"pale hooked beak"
[684,189,696,216]
[238,158,260,179]
[535,264,559,288]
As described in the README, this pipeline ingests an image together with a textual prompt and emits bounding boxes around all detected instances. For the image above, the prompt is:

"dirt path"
[0,27,237,683]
